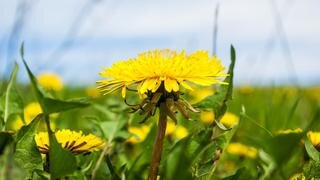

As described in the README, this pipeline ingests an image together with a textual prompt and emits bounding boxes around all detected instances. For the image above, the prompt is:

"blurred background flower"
[37,72,63,91]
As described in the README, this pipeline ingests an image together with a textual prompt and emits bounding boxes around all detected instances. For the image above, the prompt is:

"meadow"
[0,45,319,180]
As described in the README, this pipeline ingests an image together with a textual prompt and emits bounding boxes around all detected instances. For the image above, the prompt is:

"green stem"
[148,103,167,180]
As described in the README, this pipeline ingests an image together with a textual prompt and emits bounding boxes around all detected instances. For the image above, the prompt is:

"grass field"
[1,47,320,180]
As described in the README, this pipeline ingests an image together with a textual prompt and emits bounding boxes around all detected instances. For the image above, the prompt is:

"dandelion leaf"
[20,43,90,115]
[195,45,236,122]
[14,114,43,178]
[48,129,77,179]
[1,63,24,130]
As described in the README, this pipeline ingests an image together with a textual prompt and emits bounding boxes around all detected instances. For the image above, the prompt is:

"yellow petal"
[164,78,179,92]
[121,86,127,98]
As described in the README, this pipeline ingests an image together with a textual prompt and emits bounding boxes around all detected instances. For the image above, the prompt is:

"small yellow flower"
[200,111,215,125]
[86,87,101,98]
[165,120,176,136]
[11,102,57,131]
[276,128,302,135]
[289,173,306,180]
[220,112,239,128]
[174,126,188,140]
[98,49,227,97]
[37,73,63,91]
[11,116,24,132]
[35,129,105,154]
[127,125,150,144]
[201,112,239,128]
[307,131,320,149]
[24,102,42,124]
[227,143,258,159]
[165,120,188,140]
[189,87,215,104]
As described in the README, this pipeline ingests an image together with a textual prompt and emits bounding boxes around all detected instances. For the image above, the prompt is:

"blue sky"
[0,0,319,86]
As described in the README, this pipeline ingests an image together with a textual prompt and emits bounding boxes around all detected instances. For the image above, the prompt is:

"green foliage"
[1,44,318,179]
[14,114,43,178]
[195,45,236,127]
[1,63,24,130]
[263,133,303,166]
[303,160,320,179]
[305,138,320,162]
[20,43,90,115]
[48,127,77,179]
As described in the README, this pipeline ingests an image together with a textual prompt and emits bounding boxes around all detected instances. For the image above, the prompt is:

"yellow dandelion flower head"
[11,116,24,132]
[37,73,63,91]
[86,86,101,98]
[289,173,306,180]
[189,86,215,104]
[307,131,320,149]
[200,111,215,125]
[165,120,188,140]
[127,125,150,144]
[220,112,239,128]
[165,120,176,136]
[276,128,303,135]
[24,102,43,124]
[227,143,258,159]
[35,129,105,154]
[23,102,58,130]
[174,125,189,140]
[98,49,227,97]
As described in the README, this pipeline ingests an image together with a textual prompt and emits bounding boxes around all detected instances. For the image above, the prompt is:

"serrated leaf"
[14,114,43,178]
[20,43,90,115]
[48,130,77,179]
[305,138,320,162]
[195,45,236,122]
[2,63,24,130]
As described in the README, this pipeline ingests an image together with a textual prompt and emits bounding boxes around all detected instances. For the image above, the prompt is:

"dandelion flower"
[165,120,188,140]
[307,131,320,149]
[98,49,228,179]
[174,126,188,140]
[24,102,43,123]
[98,49,227,122]
[86,86,101,98]
[289,173,306,180]
[165,120,176,136]
[35,129,104,154]
[200,111,215,125]
[227,143,258,159]
[11,102,56,131]
[127,125,150,144]
[220,112,239,128]
[98,49,226,97]
[11,116,24,131]
[200,111,238,128]
[37,73,63,91]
